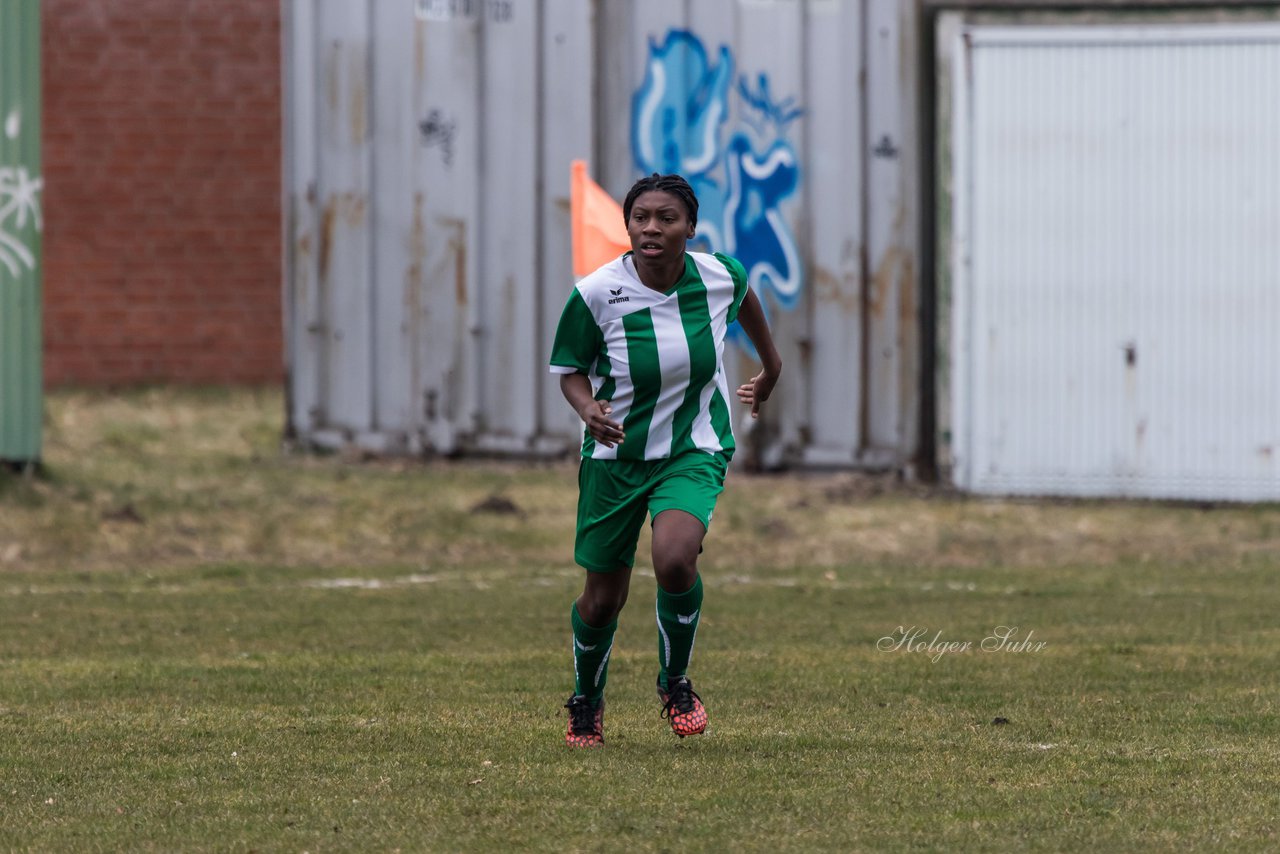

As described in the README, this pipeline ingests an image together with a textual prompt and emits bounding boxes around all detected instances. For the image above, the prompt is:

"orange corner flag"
[571,160,630,277]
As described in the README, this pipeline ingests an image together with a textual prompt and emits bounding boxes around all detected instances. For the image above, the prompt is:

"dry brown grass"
[4,386,1279,579]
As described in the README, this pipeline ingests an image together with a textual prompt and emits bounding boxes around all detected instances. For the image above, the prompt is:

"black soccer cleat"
[564,694,605,748]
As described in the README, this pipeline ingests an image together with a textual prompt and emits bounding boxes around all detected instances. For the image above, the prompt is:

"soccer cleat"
[657,675,707,738]
[564,694,605,748]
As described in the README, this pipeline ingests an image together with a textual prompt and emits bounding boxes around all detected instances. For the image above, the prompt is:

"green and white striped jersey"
[549,251,750,461]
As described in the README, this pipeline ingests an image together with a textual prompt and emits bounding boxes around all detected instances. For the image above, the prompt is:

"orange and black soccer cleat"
[564,694,605,748]
[658,675,707,738]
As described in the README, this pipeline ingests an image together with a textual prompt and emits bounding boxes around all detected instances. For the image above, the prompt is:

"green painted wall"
[0,0,43,462]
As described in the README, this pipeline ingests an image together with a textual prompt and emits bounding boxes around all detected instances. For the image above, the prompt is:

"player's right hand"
[580,401,625,448]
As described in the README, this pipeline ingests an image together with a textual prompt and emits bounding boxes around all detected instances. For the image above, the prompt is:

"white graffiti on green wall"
[0,109,42,278]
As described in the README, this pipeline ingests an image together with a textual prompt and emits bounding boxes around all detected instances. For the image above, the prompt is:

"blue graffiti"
[631,32,733,178]
[631,30,803,348]
[738,74,804,136]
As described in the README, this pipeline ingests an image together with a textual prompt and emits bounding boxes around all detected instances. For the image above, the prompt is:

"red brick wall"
[42,0,282,385]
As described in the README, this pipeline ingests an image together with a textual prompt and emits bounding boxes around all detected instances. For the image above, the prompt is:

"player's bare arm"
[734,287,782,418]
[561,372,625,447]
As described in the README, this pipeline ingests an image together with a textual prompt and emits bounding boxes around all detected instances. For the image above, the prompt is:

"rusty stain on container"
[812,265,859,315]
[349,50,368,144]
[796,337,813,377]
[502,273,517,350]
[866,206,911,442]
[868,203,908,320]
[898,255,916,326]
[858,239,873,449]
[406,193,427,307]
[318,198,336,283]
[316,194,367,286]
[326,43,341,112]
[867,243,905,320]
[442,218,468,307]
[294,232,312,303]
[341,192,367,227]
[405,193,427,399]
[896,253,917,424]
[414,18,425,78]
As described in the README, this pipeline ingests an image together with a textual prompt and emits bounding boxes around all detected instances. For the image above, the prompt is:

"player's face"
[627,190,695,264]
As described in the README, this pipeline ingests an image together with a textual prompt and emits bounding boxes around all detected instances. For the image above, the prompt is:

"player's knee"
[653,549,698,593]
[580,597,623,626]
[579,585,628,625]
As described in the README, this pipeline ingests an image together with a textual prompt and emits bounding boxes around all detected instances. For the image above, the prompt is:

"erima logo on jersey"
[575,639,597,652]
[607,287,630,305]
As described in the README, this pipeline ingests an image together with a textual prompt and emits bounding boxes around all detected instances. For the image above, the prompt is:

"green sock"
[656,574,703,685]
[571,603,617,704]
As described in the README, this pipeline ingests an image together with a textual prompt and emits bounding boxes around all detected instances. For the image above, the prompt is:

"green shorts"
[574,451,729,572]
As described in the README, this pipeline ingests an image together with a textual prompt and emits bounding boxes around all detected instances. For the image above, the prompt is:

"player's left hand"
[736,370,778,419]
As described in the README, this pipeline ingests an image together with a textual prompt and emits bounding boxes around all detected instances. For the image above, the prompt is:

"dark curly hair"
[622,173,699,229]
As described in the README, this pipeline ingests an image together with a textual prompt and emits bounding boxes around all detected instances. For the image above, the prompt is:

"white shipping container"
[282,0,921,468]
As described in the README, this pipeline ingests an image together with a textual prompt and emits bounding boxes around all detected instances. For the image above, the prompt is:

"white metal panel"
[315,1,373,433]
[950,21,1280,500]
[538,0,595,447]
[284,0,322,436]
[803,0,864,465]
[864,0,917,459]
[370,1,416,447]
[476,2,541,452]
[416,1,482,453]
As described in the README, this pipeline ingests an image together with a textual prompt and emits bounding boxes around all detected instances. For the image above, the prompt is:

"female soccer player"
[548,172,782,747]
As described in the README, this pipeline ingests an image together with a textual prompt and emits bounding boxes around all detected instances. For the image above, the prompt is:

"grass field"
[2,387,1279,852]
